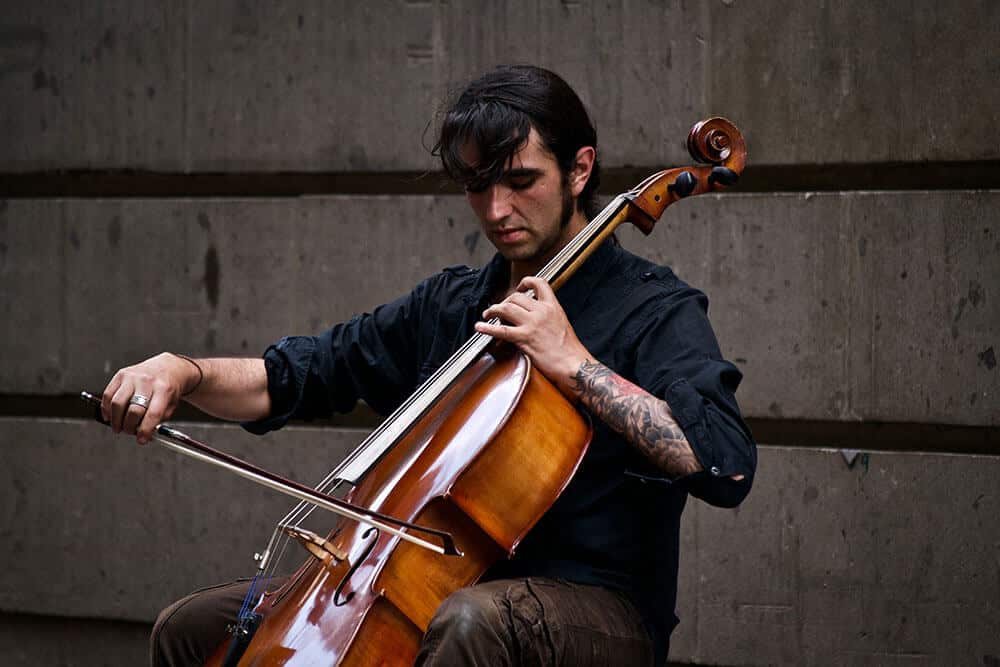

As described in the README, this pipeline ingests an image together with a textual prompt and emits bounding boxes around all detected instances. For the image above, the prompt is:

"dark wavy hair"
[432,65,601,219]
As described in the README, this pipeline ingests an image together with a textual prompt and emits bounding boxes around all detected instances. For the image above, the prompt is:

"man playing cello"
[102,65,756,666]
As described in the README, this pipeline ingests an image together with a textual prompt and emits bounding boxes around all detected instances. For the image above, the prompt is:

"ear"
[568,146,596,197]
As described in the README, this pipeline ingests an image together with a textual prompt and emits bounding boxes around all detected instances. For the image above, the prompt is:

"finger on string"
[110,380,135,433]
[484,294,532,320]
[475,321,519,342]
[503,292,537,311]
[518,276,554,301]
[101,372,123,423]
[483,301,528,325]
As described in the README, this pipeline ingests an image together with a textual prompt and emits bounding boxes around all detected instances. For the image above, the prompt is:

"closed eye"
[504,168,543,190]
[507,176,536,190]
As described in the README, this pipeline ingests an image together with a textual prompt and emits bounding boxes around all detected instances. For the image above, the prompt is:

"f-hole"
[334,527,379,606]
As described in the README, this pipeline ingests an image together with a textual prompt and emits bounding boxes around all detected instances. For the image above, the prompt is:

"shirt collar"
[469,252,510,310]
[556,236,621,314]
[473,236,621,313]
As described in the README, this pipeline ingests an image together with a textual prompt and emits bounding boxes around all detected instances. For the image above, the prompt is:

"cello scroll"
[624,117,746,232]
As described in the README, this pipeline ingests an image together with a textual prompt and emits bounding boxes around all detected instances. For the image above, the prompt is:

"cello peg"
[668,171,698,198]
[708,166,739,187]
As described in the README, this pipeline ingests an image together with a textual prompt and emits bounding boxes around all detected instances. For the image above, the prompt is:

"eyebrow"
[502,168,544,179]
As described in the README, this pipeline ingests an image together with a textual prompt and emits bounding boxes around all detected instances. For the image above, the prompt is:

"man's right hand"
[101,354,271,445]
[101,352,200,444]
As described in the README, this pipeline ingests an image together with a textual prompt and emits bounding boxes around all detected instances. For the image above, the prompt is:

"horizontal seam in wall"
[1,397,996,457]
[2,161,999,198]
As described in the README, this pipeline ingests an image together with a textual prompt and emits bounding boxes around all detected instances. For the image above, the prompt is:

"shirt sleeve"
[242,276,436,434]
[632,284,757,508]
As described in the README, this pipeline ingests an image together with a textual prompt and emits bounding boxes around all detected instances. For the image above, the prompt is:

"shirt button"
[710,466,721,476]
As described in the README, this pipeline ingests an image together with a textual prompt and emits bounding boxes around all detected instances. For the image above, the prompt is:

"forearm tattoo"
[572,360,702,477]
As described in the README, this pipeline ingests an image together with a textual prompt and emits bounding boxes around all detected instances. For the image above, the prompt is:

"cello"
[86,117,745,666]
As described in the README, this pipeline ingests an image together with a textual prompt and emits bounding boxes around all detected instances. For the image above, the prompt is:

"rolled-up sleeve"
[242,277,436,434]
[633,286,757,508]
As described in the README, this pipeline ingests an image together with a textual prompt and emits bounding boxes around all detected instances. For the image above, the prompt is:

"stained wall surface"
[1,2,997,665]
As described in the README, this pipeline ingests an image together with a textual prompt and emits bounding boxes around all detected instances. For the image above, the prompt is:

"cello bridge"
[282,525,348,566]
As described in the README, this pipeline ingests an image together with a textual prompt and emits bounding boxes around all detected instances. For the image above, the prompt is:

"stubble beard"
[559,178,575,229]
[502,180,578,269]
[528,179,576,263]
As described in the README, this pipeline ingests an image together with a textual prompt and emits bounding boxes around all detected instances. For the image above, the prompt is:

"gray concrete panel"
[0,2,186,169]
[4,2,996,170]
[0,199,66,391]
[672,446,1000,666]
[2,419,997,665]
[0,195,493,396]
[0,613,148,667]
[182,1,708,171]
[618,190,999,426]
[1,1,706,171]
[0,418,363,621]
[710,0,1000,164]
[3,191,997,426]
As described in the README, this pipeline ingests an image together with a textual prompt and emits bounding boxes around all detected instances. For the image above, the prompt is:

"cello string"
[253,196,628,567]
[282,196,624,527]
[237,571,262,620]
[252,477,348,577]
[327,197,621,479]
[283,478,346,531]
[238,196,630,617]
[263,533,292,583]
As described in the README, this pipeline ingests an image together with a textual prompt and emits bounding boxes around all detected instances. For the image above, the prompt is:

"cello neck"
[536,195,631,291]
[333,117,746,485]
[331,194,629,485]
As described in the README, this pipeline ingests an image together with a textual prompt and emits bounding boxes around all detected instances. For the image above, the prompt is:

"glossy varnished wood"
[205,351,590,665]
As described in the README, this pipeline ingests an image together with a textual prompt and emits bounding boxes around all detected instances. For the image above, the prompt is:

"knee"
[428,588,501,642]
[149,591,222,667]
[149,601,181,666]
[148,579,257,666]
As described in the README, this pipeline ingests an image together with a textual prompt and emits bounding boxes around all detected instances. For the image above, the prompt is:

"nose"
[479,184,513,224]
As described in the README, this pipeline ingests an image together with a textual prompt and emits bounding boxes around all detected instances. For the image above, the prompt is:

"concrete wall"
[3,1,997,171]
[1,2,997,665]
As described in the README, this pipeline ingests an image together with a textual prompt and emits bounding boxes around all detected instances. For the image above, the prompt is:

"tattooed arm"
[570,359,703,478]
[475,276,747,480]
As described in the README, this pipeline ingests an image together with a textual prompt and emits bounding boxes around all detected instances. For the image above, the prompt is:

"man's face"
[462,128,580,272]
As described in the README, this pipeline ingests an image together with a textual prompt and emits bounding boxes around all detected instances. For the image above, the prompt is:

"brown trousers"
[151,576,654,666]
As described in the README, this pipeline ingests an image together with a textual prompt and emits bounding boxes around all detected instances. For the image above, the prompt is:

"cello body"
[205,346,591,666]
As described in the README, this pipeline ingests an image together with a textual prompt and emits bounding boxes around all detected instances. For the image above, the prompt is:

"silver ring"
[128,394,151,409]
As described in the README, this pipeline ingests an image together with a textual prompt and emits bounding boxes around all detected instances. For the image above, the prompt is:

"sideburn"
[559,177,575,228]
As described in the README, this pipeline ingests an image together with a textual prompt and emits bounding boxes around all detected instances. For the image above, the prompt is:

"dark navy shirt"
[244,238,757,658]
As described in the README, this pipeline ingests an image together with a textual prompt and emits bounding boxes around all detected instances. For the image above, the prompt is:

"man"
[103,65,756,665]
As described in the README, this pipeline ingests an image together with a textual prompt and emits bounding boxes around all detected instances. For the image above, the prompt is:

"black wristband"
[173,353,204,396]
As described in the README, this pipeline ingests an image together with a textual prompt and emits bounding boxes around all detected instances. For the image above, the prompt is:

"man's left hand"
[474,276,591,396]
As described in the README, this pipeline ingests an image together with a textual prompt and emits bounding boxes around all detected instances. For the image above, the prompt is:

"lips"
[493,228,527,243]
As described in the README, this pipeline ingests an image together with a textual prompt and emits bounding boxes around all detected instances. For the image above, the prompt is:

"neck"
[506,210,590,293]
